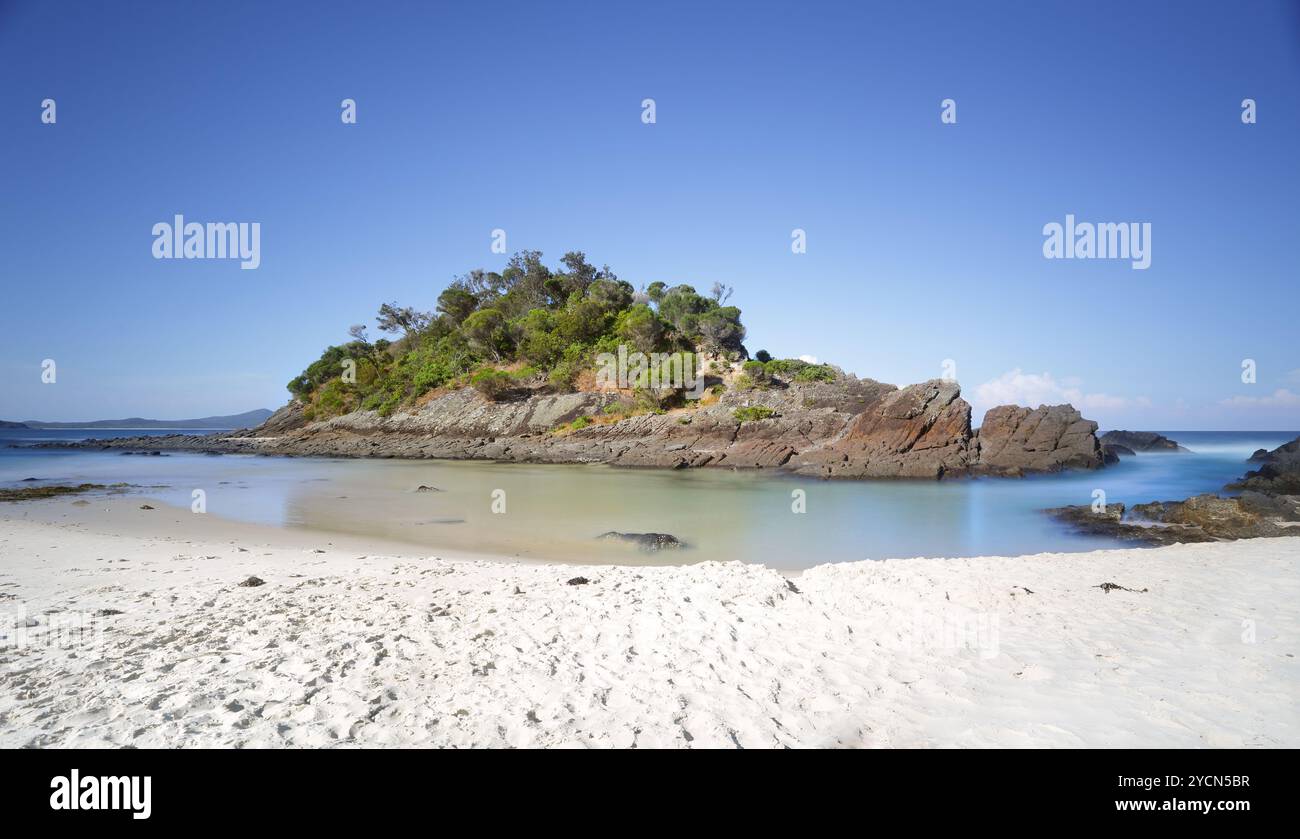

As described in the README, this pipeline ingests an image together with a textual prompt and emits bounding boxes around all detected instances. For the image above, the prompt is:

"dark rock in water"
[598,531,685,551]
[566,576,591,586]
[20,477,40,482]
[1249,448,1269,462]
[1045,502,1213,546]
[238,576,266,587]
[0,483,107,503]
[1099,430,1188,453]
[1228,436,1300,495]
[95,608,123,617]
[139,504,154,510]
[1048,490,1300,545]
[1102,443,1136,462]
[414,485,443,493]
[1049,502,1126,525]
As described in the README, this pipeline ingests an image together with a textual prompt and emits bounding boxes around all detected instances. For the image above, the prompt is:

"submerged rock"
[237,576,266,587]
[598,531,685,551]
[0,483,107,503]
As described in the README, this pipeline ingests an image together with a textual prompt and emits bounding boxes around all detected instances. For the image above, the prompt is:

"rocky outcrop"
[1099,430,1188,453]
[1045,501,1217,546]
[1130,493,1300,540]
[788,380,973,479]
[34,376,1108,481]
[1228,437,1300,495]
[1046,435,1300,544]
[1102,442,1136,462]
[973,405,1105,476]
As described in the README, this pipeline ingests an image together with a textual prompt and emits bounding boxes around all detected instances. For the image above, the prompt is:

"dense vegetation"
[286,251,753,419]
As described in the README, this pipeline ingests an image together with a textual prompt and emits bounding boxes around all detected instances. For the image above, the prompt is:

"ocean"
[1,428,1293,568]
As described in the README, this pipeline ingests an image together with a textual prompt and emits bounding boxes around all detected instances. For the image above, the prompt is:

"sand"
[1,496,1296,748]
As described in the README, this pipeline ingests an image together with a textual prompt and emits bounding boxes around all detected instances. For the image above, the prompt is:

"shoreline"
[24,379,1111,481]
[1,510,1296,747]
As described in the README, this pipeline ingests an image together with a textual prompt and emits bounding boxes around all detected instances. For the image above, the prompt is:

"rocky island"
[35,250,1111,480]
[42,376,1109,480]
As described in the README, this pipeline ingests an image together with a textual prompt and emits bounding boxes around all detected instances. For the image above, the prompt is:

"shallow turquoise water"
[1,429,1293,568]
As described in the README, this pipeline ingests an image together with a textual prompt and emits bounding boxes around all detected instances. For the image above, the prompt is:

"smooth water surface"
[2,428,1293,568]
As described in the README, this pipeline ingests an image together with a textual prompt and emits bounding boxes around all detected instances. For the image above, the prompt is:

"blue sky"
[2,0,1297,429]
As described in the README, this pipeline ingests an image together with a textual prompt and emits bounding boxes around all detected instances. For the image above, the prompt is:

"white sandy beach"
[1,496,1297,748]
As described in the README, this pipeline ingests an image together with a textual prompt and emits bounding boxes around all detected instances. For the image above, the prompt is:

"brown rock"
[34,376,1110,482]
[975,404,1104,476]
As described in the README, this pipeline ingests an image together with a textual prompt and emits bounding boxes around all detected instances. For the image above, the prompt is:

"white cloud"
[1219,388,1300,407]
[797,354,819,364]
[973,369,1143,414]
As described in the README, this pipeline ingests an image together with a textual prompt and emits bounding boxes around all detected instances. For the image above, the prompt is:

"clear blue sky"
[2,0,1297,429]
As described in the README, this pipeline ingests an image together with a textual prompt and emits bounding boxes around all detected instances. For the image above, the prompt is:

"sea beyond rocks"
[31,375,1108,480]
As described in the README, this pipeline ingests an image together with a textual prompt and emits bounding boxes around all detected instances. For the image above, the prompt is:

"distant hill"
[14,409,273,430]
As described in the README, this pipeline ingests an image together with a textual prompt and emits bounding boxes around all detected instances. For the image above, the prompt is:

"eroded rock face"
[974,405,1105,476]
[37,376,1107,480]
[789,380,973,479]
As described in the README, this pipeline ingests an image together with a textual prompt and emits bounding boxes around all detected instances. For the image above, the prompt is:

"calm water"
[1,428,1294,568]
